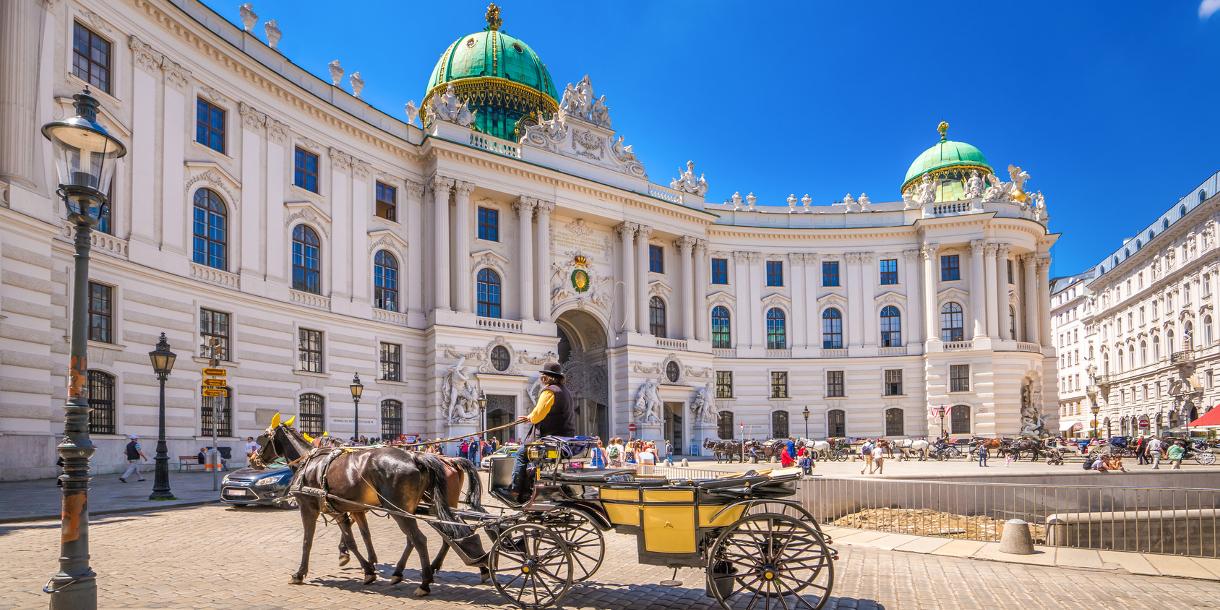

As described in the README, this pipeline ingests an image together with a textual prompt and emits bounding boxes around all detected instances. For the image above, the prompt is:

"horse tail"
[452,456,486,513]
[414,453,474,540]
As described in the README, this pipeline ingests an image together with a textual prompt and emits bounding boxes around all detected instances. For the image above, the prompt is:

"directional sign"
[202,368,227,377]
[202,378,227,387]
[201,388,229,397]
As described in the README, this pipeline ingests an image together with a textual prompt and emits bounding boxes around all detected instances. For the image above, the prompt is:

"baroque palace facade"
[0,0,1058,479]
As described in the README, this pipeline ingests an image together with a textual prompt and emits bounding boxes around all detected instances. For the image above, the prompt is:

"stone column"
[806,254,822,348]
[238,103,265,284]
[921,244,940,343]
[1037,254,1052,346]
[694,240,709,341]
[265,119,288,285]
[970,240,987,339]
[535,200,554,322]
[127,37,163,248]
[617,222,638,333]
[636,225,653,335]
[160,58,191,256]
[997,244,1012,340]
[350,160,371,305]
[0,0,44,191]
[983,243,1000,338]
[748,252,764,347]
[431,176,453,312]
[677,236,696,340]
[791,254,807,348]
[515,197,536,322]
[453,181,475,314]
[1023,254,1039,344]
[903,249,923,345]
[405,179,425,316]
[845,253,863,346]
[329,149,353,301]
[861,253,877,346]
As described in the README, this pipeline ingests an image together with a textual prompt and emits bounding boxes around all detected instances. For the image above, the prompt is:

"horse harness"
[291,447,350,515]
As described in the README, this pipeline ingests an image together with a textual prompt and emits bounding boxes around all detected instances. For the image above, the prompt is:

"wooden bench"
[178,456,206,472]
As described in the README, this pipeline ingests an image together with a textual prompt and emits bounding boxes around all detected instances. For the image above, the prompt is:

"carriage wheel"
[539,508,604,582]
[1196,451,1217,465]
[707,513,834,610]
[488,523,574,610]
[742,501,825,534]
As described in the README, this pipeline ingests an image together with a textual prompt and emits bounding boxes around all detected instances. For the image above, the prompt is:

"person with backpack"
[120,435,147,483]
[607,439,622,467]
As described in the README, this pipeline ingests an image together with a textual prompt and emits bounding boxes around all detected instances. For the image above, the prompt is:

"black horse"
[255,418,487,596]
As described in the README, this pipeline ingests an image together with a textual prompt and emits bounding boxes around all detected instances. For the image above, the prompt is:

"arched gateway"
[555,309,609,440]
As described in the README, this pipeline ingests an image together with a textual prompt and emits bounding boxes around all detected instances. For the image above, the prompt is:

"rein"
[399,421,520,448]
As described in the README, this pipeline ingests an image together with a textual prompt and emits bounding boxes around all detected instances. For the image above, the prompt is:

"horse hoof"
[389,575,402,585]
[479,568,491,584]
[363,574,377,585]
[414,585,431,597]
[290,575,304,585]
[338,554,350,567]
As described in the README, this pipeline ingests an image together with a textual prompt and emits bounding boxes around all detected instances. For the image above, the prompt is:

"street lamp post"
[148,333,177,501]
[349,372,364,444]
[1091,403,1101,439]
[802,405,810,439]
[477,391,488,441]
[42,88,128,610]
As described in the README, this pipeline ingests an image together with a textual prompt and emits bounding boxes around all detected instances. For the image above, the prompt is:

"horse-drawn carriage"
[257,420,836,610]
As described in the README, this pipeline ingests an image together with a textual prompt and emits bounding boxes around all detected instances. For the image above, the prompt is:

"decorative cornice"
[128,35,162,71]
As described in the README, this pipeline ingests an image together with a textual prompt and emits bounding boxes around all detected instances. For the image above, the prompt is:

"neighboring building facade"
[0,0,1058,480]
[1050,271,1094,437]
[1071,171,1220,439]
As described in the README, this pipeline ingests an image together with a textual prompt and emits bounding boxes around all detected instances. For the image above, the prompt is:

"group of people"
[1129,435,1190,470]
[857,439,887,475]
[774,438,816,475]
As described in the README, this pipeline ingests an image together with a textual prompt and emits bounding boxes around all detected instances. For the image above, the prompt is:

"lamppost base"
[47,570,97,610]
[148,492,177,501]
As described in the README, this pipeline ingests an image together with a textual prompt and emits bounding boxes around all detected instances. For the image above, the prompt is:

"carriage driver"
[508,362,576,500]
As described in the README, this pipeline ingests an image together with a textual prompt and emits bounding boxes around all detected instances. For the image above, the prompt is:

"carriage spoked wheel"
[488,523,574,610]
[707,513,834,610]
[538,508,604,582]
[742,501,825,535]
[1196,450,1217,465]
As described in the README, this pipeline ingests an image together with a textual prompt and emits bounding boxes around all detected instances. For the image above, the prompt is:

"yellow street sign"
[202,378,227,387]
[201,388,228,397]
[202,368,227,376]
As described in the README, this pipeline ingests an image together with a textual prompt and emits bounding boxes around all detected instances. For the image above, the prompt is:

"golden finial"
[485,2,502,31]
[937,120,949,141]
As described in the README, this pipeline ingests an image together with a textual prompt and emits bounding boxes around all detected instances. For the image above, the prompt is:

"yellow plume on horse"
[284,415,296,427]
[269,412,281,428]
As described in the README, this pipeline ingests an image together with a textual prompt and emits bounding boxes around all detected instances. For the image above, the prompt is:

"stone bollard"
[680,458,689,467]
[998,519,1035,555]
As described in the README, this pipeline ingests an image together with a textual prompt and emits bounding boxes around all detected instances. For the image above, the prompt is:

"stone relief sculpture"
[669,160,709,196]
[690,383,716,425]
[633,378,663,424]
[520,75,646,178]
[1019,381,1047,437]
[441,356,480,423]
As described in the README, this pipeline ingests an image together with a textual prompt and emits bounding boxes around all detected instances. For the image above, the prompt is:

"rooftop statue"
[669,160,708,196]
[964,170,985,199]
[787,194,797,213]
[429,84,475,128]
[559,75,612,129]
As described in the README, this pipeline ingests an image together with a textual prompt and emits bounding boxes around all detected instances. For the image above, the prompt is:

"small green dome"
[423,4,559,141]
[901,122,992,192]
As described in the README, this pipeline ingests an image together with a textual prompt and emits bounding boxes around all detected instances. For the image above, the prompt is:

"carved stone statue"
[328,60,343,87]
[730,192,743,210]
[442,356,480,423]
[349,72,364,98]
[787,194,797,213]
[982,172,1010,202]
[690,383,716,425]
[912,174,937,206]
[1007,165,1030,203]
[842,193,856,211]
[669,160,709,196]
[633,378,662,424]
[1019,381,1047,437]
[264,19,282,50]
[590,96,611,129]
[801,194,812,212]
[964,170,985,199]
[404,100,419,125]
[239,3,257,32]
[858,193,870,209]
[559,75,612,128]
[746,192,757,210]
[429,84,475,128]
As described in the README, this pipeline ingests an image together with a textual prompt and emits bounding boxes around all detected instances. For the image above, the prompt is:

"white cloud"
[1202,0,1220,20]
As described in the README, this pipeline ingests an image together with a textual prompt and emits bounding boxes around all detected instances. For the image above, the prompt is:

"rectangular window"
[949,364,971,392]
[769,371,789,399]
[715,371,733,398]
[477,206,499,241]
[199,309,231,361]
[765,260,784,287]
[649,244,664,273]
[298,328,323,373]
[375,181,397,221]
[1007,259,1014,284]
[293,147,319,193]
[822,260,840,287]
[72,22,111,93]
[195,98,226,154]
[826,371,845,398]
[87,282,113,343]
[879,258,898,285]
[940,254,961,281]
[379,342,402,382]
[884,369,903,396]
[711,257,729,284]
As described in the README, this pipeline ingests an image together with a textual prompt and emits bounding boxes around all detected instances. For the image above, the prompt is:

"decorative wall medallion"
[665,361,681,383]
[571,268,590,293]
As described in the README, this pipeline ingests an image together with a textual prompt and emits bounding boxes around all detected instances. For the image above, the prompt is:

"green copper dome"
[901,121,993,192]
[423,4,559,141]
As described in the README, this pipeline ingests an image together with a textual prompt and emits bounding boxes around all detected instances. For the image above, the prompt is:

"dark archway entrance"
[555,310,609,440]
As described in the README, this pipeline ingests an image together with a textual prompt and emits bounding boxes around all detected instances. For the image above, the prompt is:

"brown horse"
[255,420,487,596]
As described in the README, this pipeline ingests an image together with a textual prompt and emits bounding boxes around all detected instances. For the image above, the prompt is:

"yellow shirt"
[526,389,554,424]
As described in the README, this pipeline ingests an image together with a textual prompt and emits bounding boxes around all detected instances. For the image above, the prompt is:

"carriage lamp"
[44,87,127,610]
[148,333,177,502]
[350,372,364,443]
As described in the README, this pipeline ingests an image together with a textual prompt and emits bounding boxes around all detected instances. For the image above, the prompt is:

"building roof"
[901,121,993,191]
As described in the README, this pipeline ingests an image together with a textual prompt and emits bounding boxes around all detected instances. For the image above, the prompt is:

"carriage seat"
[554,468,638,483]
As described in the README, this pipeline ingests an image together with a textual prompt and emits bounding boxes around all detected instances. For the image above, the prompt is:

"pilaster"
[635,225,653,336]
[694,239,709,342]
[159,57,191,272]
[970,239,987,339]
[238,102,266,294]
[677,235,696,340]
[534,200,554,323]
[616,222,638,334]
[431,176,453,312]
[404,179,425,321]
[514,196,536,322]
[453,180,475,314]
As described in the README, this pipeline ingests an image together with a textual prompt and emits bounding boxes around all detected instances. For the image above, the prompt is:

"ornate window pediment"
[761,292,791,310]
[284,200,331,236]
[367,229,409,255]
[817,292,849,309]
[937,286,970,303]
[874,289,907,306]
[648,280,672,298]
[472,249,511,275]
[184,161,240,204]
[707,290,736,309]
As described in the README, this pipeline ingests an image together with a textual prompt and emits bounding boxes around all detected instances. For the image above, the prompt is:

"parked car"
[220,463,295,508]
[480,444,520,470]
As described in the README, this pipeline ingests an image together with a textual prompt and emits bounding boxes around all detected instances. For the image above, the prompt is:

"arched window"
[1180,204,1187,217]
[1200,189,1208,203]
[1102,351,1111,376]
[950,404,971,434]
[1009,306,1017,339]
[772,410,789,438]
[1167,332,1175,355]
[649,296,667,338]
[879,305,902,347]
[1163,218,1169,230]
[1116,349,1124,373]
[373,250,399,311]
[291,225,321,294]
[822,308,843,349]
[826,409,846,438]
[1184,321,1195,350]
[940,302,964,342]
[1152,335,1161,361]
[1206,316,1215,346]
[1128,347,1135,370]
[87,370,115,435]
[711,306,732,349]
[717,410,734,440]
[380,399,403,440]
[476,268,502,318]
[1140,341,1147,366]
[192,188,227,270]
[766,308,787,349]
[298,393,325,436]
[884,408,904,437]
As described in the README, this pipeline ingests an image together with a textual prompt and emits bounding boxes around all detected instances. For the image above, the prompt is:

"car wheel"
[231,503,248,508]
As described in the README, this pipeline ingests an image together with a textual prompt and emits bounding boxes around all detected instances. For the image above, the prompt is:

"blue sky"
[202,0,1220,277]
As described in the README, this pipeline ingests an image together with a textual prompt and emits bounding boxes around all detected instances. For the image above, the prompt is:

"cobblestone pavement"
[3,505,1219,610]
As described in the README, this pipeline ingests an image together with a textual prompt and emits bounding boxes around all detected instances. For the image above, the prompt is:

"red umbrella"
[1187,407,1220,428]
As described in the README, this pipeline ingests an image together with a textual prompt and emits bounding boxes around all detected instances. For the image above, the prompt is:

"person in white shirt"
[870,444,886,474]
[1147,436,1163,469]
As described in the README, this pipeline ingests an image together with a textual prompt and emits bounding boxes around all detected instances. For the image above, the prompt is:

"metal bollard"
[999,519,1035,555]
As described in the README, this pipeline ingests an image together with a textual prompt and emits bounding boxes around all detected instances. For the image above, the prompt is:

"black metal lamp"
[42,89,127,224]
[477,391,489,440]
[148,333,177,377]
[350,372,363,443]
[148,333,176,501]
[802,405,810,438]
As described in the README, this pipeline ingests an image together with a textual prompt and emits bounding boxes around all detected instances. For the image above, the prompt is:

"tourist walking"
[120,435,147,483]
[1134,435,1147,465]
[798,445,814,476]
[1167,441,1186,470]
[870,443,885,474]
[1148,436,1163,469]
[591,439,607,469]
[607,438,622,467]
[859,439,874,475]
[976,442,989,467]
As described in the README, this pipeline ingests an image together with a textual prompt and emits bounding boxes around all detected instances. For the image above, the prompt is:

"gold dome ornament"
[937,120,949,141]
[485,2,502,31]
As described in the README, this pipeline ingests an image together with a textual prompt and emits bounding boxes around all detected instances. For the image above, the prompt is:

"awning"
[1188,407,1220,428]
[1060,420,1084,431]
